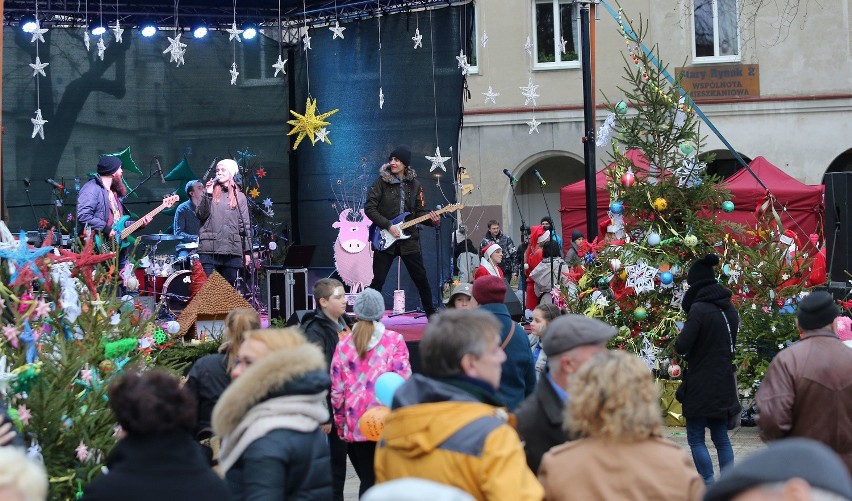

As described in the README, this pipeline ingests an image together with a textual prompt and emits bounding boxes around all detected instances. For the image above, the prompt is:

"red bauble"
[621,171,636,187]
[668,363,682,378]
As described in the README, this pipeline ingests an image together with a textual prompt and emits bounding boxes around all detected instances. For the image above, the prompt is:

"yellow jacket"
[374,375,543,501]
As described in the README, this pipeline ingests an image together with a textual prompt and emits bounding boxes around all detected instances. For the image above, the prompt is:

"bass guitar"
[369,203,463,251]
[98,194,180,252]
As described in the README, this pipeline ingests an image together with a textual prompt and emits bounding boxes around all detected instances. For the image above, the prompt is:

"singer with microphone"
[173,180,203,259]
[196,159,251,286]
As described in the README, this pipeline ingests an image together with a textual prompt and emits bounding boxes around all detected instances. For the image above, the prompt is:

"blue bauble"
[722,200,735,213]
[647,232,661,246]
[659,271,674,285]
[610,201,624,215]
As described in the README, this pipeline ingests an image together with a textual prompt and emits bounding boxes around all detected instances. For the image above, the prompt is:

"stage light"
[20,14,38,33]
[192,22,208,39]
[243,24,257,40]
[90,21,107,36]
[140,20,157,37]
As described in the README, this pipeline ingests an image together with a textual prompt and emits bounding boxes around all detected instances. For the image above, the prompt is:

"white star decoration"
[302,30,312,51]
[426,146,451,173]
[315,128,330,143]
[626,260,658,294]
[412,28,423,49]
[29,57,49,77]
[96,37,106,60]
[520,78,540,106]
[31,109,47,140]
[524,36,533,56]
[482,86,500,104]
[379,87,384,109]
[526,116,541,134]
[272,54,288,77]
[263,198,273,210]
[673,158,707,188]
[329,21,346,39]
[112,20,124,43]
[639,335,662,371]
[230,63,239,85]
[226,23,244,42]
[560,37,568,54]
[671,284,687,310]
[162,34,187,67]
[456,50,471,75]
[728,265,742,285]
[30,22,48,44]
[84,31,91,51]
[481,31,489,48]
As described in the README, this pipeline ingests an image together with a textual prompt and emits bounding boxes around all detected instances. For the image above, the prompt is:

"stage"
[381,310,429,342]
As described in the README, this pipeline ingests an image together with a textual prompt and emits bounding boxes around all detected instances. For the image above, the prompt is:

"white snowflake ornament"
[626,260,658,294]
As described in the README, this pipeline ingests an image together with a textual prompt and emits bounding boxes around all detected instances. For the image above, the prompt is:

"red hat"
[472,275,507,305]
[481,243,501,259]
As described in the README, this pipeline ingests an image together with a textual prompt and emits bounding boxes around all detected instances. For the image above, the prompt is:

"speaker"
[824,172,852,284]
[504,287,524,322]
[286,309,311,326]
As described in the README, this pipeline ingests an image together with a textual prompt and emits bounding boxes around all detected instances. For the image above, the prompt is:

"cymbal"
[141,233,188,242]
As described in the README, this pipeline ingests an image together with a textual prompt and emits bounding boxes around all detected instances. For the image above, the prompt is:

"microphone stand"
[234,179,264,313]
[535,178,556,294]
[509,179,528,317]
[121,167,159,203]
[22,179,39,231]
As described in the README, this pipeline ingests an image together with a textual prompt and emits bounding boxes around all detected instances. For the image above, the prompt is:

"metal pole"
[577,0,599,241]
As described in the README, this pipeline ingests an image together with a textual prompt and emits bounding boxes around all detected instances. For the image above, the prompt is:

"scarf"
[479,257,502,278]
[212,179,238,209]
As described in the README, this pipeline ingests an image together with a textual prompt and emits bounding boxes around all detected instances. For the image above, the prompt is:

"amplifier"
[267,268,308,321]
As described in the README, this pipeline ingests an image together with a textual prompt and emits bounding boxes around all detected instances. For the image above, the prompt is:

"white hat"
[537,230,551,245]
[217,159,239,178]
[482,243,501,259]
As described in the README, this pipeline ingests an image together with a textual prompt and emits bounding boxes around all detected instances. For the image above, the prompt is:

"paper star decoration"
[456,50,471,75]
[2,325,19,348]
[482,86,500,104]
[236,148,256,163]
[26,440,43,463]
[412,28,423,49]
[426,146,451,173]
[263,198,274,210]
[76,441,90,462]
[524,36,533,56]
[226,23,244,42]
[0,231,54,283]
[481,31,489,48]
[379,87,385,109]
[112,20,125,43]
[671,284,687,309]
[520,78,540,106]
[17,405,32,426]
[230,63,239,85]
[330,21,346,39]
[526,116,541,134]
[560,37,568,54]
[626,260,658,294]
[287,97,339,150]
[639,335,662,371]
[163,34,187,67]
[255,167,266,178]
[83,31,91,51]
[272,54,288,77]
[29,57,49,77]
[34,300,51,319]
[248,187,260,199]
[96,37,106,60]
[302,30,312,51]
[315,127,331,144]
[30,22,48,44]
[673,158,707,188]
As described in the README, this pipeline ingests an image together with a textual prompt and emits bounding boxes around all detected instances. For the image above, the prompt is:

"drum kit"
[136,233,198,315]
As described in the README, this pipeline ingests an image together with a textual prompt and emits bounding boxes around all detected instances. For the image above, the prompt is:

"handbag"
[720,309,742,430]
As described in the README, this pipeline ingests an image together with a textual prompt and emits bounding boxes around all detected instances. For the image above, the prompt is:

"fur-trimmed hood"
[378,162,417,184]
[212,343,329,438]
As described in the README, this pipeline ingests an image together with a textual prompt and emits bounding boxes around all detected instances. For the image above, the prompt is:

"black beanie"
[571,230,583,242]
[389,144,412,167]
[797,291,839,331]
[686,253,719,285]
[97,156,122,176]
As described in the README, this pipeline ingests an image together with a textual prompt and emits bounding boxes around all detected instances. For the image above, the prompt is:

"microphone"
[201,157,218,183]
[23,178,31,187]
[533,169,547,186]
[45,178,63,190]
[155,158,165,184]
[502,169,518,184]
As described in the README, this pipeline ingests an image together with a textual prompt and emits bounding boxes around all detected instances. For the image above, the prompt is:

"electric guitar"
[98,194,180,252]
[370,203,464,251]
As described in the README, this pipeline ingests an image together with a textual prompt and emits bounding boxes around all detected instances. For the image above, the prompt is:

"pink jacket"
[330,324,412,442]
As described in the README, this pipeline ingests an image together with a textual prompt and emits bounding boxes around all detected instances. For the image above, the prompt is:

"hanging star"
[0,231,53,283]
[29,57,49,78]
[33,300,51,319]
[96,37,106,60]
[330,21,346,39]
[76,441,90,462]
[412,28,423,49]
[482,86,500,104]
[272,54,288,77]
[526,116,541,134]
[520,78,540,107]
[230,62,239,85]
[17,405,31,426]
[302,30,312,51]
[673,158,707,188]
[163,33,187,66]
[314,127,331,144]
[379,87,384,109]
[30,22,48,44]
[287,97,339,150]
[112,20,124,43]
[225,23,244,42]
[255,167,266,178]
[262,198,273,210]
[626,260,658,294]
[524,36,533,56]
[236,148,256,163]
[248,187,260,199]
[83,30,91,51]
[481,31,489,48]
[456,50,471,75]
[560,37,568,54]
[425,146,451,173]
[53,233,115,296]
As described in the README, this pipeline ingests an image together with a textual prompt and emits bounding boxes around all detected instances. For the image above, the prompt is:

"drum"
[173,252,199,271]
[161,270,192,313]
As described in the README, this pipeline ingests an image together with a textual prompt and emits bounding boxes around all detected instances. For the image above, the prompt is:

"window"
[465,4,479,74]
[693,0,740,61]
[533,0,579,68]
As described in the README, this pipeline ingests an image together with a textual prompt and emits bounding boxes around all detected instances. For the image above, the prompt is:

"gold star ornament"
[287,97,339,150]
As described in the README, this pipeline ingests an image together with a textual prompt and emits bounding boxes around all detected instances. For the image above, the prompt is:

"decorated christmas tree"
[556,12,815,396]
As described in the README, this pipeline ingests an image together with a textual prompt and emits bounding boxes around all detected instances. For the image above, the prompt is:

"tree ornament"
[668,363,682,378]
[98,360,116,374]
[659,271,674,285]
[597,277,609,289]
[678,140,697,158]
[621,170,635,188]
[647,231,661,246]
[684,234,698,247]
[634,306,648,320]
[652,197,668,211]
[610,258,622,272]
[722,200,735,213]
[287,98,339,150]
[615,100,628,115]
[609,201,624,215]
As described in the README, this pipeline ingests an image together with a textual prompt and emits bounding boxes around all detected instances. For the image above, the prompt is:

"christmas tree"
[555,12,814,396]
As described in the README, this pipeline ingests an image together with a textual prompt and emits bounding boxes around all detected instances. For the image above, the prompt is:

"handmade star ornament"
[263,198,273,210]
[76,441,90,462]
[163,34,187,67]
[236,148,256,163]
[112,20,125,43]
[2,325,19,349]
[272,54,288,77]
[481,31,489,48]
[520,78,540,107]
[30,22,48,44]
[560,37,568,54]
[412,28,423,49]
[54,233,115,296]
[524,36,533,56]
[0,231,54,284]
[302,30,312,51]
[526,116,541,134]
[426,146,451,173]
[456,50,471,75]
[230,63,239,85]
[29,57,49,77]
[225,23,244,42]
[287,97,339,150]
[314,127,331,144]
[96,37,106,60]
[673,158,707,188]
[330,21,346,39]
[379,88,385,109]
[482,86,500,104]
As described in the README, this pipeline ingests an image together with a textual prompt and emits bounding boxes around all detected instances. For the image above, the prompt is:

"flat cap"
[542,314,616,357]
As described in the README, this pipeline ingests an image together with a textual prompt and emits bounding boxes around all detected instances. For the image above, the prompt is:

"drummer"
[173,180,203,259]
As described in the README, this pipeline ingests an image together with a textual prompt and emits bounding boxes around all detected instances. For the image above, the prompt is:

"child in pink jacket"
[330,288,411,496]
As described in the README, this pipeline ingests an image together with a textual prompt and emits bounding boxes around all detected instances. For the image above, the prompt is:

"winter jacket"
[674,281,741,420]
[212,344,333,500]
[479,232,516,276]
[301,308,353,369]
[564,242,581,265]
[479,303,536,410]
[539,437,704,500]
[364,163,435,256]
[756,327,852,474]
[474,257,504,280]
[80,432,230,501]
[76,176,132,236]
[529,257,569,298]
[375,374,544,501]
[515,376,568,474]
[196,186,251,257]
[185,352,230,436]
[330,323,412,442]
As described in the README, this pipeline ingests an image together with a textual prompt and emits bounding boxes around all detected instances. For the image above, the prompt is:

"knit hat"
[542,314,616,357]
[571,230,584,242]
[704,438,852,501]
[686,253,720,285]
[217,159,239,178]
[471,275,506,306]
[796,290,839,331]
[444,283,473,307]
[354,288,386,322]
[97,156,122,176]
[481,243,501,259]
[388,144,412,167]
[537,230,551,245]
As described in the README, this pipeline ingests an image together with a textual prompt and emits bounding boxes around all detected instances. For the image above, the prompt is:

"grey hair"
[420,309,500,378]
